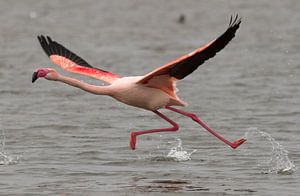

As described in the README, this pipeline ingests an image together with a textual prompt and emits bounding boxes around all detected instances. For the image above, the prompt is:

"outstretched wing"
[137,15,241,84]
[37,35,121,84]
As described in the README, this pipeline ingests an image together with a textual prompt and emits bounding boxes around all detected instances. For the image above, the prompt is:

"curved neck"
[57,75,111,95]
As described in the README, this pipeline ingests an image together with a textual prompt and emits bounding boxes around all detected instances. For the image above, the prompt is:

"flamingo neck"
[58,75,111,95]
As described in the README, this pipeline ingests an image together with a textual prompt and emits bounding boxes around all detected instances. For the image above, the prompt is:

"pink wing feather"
[50,55,119,84]
[38,35,120,84]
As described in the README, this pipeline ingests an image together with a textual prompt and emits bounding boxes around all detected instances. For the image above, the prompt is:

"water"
[166,138,197,162]
[245,127,295,174]
[134,138,196,162]
[0,0,300,195]
[0,128,20,165]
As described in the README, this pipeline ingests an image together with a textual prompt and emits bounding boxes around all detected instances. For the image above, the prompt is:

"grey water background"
[0,0,299,195]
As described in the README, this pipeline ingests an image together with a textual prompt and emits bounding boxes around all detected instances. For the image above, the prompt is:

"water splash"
[135,138,196,162]
[166,138,196,162]
[244,127,296,174]
[0,128,20,165]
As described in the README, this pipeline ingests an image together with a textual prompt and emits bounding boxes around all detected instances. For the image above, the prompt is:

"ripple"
[151,179,189,184]
[234,188,257,193]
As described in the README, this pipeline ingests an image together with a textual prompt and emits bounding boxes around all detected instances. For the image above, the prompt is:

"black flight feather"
[169,14,241,80]
[37,35,93,68]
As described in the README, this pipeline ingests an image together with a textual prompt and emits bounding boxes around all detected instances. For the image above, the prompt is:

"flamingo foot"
[129,132,137,150]
[230,138,246,149]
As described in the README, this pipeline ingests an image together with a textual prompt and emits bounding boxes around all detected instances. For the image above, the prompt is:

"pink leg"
[129,110,179,150]
[165,106,246,149]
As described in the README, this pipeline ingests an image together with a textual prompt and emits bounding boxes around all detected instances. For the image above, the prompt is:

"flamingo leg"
[165,106,246,149]
[129,110,179,150]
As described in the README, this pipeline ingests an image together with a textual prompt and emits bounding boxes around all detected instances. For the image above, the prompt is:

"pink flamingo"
[32,15,246,150]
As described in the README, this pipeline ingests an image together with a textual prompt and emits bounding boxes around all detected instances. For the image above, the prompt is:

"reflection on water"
[130,177,210,193]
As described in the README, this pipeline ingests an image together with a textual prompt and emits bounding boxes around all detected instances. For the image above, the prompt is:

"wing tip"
[37,34,52,57]
[36,35,121,82]
[37,35,96,69]
[167,14,242,80]
[229,14,242,28]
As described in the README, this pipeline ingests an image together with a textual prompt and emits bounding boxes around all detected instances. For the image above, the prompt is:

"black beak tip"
[32,72,38,83]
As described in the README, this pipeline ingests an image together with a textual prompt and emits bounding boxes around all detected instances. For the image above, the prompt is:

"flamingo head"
[32,68,59,83]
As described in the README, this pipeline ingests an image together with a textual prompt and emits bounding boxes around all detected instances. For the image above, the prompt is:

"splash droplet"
[166,138,196,162]
[0,128,20,165]
[245,127,296,174]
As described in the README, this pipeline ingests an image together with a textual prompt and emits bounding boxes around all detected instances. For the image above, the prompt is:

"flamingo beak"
[32,71,38,83]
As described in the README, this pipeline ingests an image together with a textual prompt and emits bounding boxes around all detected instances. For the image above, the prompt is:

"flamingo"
[32,15,246,150]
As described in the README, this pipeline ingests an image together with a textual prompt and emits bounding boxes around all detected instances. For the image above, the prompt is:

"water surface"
[0,0,299,195]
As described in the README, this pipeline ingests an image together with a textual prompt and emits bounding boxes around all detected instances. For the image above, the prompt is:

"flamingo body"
[33,15,246,150]
[109,76,185,111]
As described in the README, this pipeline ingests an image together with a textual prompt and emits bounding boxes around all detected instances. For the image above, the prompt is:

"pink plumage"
[33,15,246,150]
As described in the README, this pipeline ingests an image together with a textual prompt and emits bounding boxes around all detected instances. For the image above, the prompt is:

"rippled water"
[0,0,299,195]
